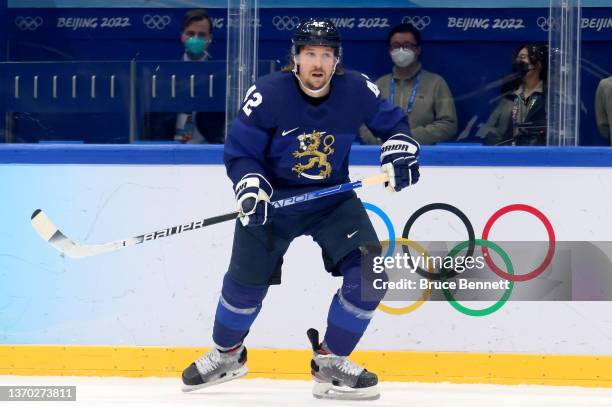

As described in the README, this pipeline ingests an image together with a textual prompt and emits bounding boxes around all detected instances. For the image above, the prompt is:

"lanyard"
[512,92,539,128]
[390,71,422,114]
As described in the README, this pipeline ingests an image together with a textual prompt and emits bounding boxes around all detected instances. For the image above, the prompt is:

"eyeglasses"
[390,43,419,51]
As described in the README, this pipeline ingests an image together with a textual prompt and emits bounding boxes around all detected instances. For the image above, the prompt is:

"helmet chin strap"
[292,56,339,96]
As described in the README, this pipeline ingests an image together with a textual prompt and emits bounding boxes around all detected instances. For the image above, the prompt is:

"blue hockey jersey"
[224,69,412,213]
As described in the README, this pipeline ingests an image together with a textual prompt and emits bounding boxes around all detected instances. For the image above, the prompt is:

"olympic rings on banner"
[401,16,431,31]
[363,202,395,258]
[441,239,514,317]
[536,16,559,32]
[15,16,43,31]
[481,204,556,282]
[377,238,432,316]
[143,15,171,30]
[272,16,300,31]
[401,203,476,281]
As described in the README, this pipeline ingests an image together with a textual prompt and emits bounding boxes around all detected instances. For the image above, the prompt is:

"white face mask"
[390,48,416,68]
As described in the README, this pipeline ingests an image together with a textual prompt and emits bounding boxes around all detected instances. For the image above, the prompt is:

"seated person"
[360,23,457,145]
[481,43,548,146]
[595,76,612,145]
[142,9,224,144]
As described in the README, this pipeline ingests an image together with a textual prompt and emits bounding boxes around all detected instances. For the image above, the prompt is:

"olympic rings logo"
[272,16,300,31]
[401,16,431,31]
[142,14,171,30]
[537,17,559,32]
[363,202,555,317]
[15,16,44,31]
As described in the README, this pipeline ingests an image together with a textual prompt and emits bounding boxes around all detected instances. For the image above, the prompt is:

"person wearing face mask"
[482,43,548,146]
[360,23,457,145]
[142,9,224,144]
[180,9,212,62]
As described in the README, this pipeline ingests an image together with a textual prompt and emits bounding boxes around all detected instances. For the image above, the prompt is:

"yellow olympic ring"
[376,238,433,315]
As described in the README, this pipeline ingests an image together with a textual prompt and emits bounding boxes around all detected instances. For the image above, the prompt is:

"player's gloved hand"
[235,174,274,227]
[380,134,420,192]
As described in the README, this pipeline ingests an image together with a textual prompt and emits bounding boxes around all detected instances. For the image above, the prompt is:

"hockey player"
[181,18,420,400]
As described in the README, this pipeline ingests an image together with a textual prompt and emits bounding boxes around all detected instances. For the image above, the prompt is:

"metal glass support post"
[225,0,259,138]
[547,0,581,146]
[129,59,137,143]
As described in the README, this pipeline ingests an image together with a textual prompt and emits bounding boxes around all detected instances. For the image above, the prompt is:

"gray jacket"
[360,63,457,145]
[595,76,612,145]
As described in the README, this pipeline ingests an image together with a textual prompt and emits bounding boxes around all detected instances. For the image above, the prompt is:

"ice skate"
[181,344,248,392]
[307,328,380,401]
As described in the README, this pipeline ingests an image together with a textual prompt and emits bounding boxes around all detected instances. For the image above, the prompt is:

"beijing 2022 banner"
[7,8,612,42]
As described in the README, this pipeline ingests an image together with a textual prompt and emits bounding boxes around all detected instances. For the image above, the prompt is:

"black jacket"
[483,86,546,146]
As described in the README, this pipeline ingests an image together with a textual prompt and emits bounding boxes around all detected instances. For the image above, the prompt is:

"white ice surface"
[1,376,612,407]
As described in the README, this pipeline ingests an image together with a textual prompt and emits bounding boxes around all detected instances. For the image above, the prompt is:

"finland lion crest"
[291,130,335,180]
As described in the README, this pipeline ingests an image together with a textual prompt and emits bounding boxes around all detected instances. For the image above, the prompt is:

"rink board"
[1,145,612,385]
[1,345,612,387]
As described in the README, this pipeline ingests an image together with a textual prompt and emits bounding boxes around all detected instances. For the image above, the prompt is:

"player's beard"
[303,69,330,91]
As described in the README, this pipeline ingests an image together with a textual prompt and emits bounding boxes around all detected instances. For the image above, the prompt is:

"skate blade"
[312,381,380,401]
[182,365,248,393]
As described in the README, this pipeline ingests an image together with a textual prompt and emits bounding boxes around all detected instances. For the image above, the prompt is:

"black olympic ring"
[401,203,476,281]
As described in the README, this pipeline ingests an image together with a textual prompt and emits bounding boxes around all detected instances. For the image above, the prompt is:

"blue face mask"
[185,36,208,56]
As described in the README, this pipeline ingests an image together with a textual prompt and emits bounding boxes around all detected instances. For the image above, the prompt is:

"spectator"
[595,76,612,145]
[360,23,457,145]
[142,9,224,144]
[180,9,213,62]
[481,44,548,146]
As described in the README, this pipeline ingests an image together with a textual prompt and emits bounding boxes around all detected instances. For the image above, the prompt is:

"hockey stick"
[31,172,389,258]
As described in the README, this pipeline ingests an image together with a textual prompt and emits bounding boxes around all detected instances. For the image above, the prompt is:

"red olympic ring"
[481,204,556,282]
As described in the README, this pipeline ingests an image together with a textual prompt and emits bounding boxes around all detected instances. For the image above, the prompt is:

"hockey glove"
[235,174,274,227]
[380,134,420,192]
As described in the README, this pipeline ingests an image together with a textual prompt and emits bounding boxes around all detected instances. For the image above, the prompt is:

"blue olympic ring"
[362,202,394,258]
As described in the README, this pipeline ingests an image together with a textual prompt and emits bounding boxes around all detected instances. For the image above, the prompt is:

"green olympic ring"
[440,239,515,317]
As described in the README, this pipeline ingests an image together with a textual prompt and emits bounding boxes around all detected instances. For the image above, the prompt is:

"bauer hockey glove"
[380,134,420,192]
[235,174,274,227]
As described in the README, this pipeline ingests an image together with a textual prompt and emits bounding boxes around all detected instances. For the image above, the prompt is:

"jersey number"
[366,79,380,98]
[361,73,381,98]
[242,85,263,117]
